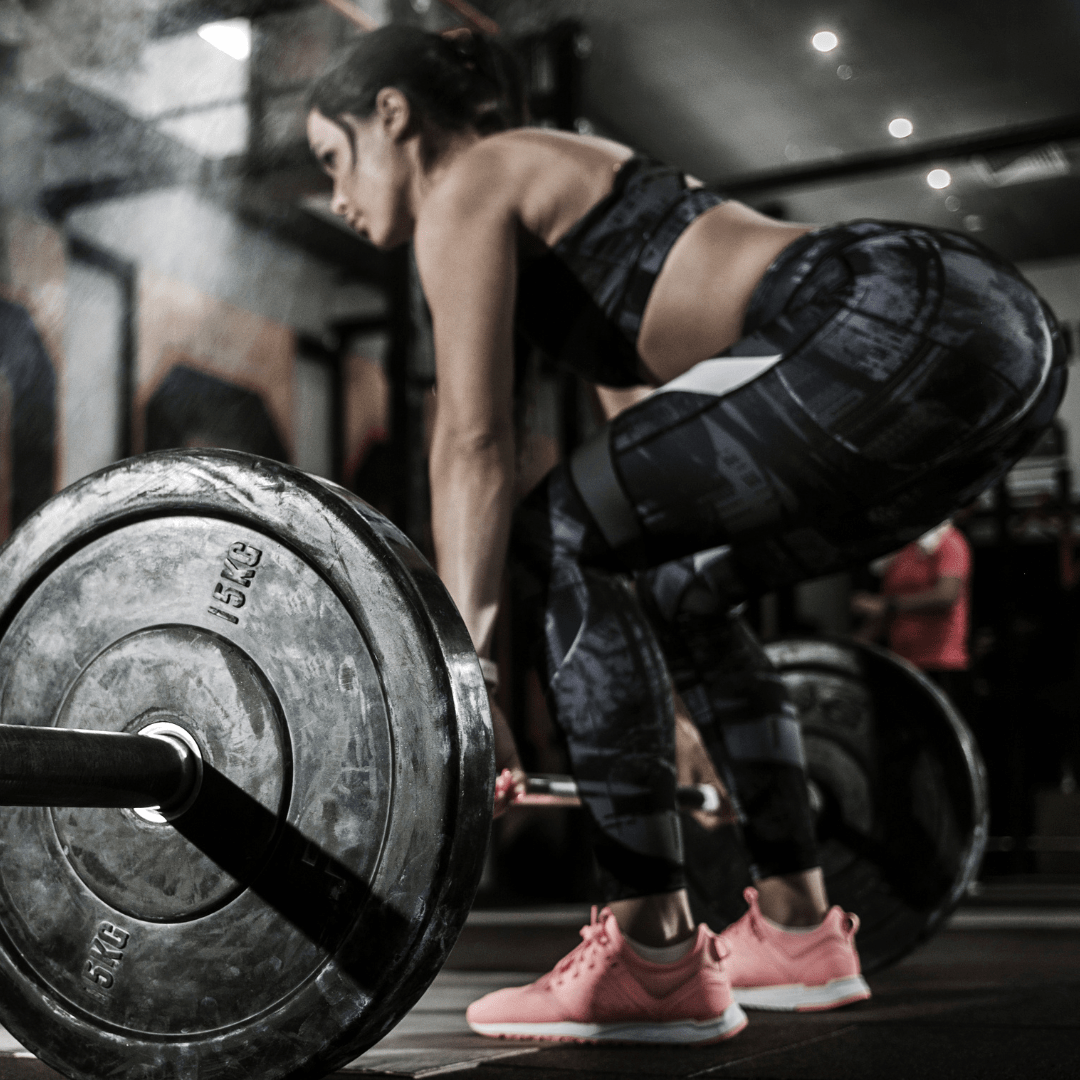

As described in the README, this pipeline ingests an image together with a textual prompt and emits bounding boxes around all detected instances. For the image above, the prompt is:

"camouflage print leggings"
[511,222,1066,901]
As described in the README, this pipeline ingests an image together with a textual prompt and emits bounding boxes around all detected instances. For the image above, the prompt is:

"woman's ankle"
[754,868,829,927]
[609,890,696,947]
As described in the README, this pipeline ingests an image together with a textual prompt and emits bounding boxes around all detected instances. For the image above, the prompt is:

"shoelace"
[537,906,614,988]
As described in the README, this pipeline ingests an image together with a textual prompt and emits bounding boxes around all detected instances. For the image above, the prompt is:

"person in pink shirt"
[851,521,972,694]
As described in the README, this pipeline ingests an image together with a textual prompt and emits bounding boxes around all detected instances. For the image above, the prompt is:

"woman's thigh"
[574,221,1067,591]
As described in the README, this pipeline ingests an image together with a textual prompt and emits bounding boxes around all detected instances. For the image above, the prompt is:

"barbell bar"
[518,775,724,811]
[0,731,720,814]
[0,723,200,813]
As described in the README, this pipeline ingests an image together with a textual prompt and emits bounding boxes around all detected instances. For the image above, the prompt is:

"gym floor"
[2,887,1075,1080]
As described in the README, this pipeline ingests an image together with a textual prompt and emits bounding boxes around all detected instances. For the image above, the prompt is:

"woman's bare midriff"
[637,205,814,384]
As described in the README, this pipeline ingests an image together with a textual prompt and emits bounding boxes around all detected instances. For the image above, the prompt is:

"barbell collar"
[0,723,201,814]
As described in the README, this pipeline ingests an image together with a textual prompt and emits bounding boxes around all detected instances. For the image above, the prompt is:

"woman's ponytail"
[445,31,526,133]
[307,25,525,136]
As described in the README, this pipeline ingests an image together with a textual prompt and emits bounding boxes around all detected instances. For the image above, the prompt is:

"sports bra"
[515,156,726,387]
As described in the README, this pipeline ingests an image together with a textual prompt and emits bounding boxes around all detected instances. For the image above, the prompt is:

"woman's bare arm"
[414,155,519,660]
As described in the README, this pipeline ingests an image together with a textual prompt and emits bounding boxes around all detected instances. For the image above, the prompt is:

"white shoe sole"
[468,1001,748,1044]
[733,974,871,1011]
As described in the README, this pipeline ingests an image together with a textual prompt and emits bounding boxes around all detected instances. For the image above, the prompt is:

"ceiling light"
[197,19,251,61]
[812,30,839,52]
[888,117,913,139]
[927,168,951,189]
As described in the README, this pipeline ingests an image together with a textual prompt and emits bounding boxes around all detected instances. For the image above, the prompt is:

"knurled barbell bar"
[0,449,986,1080]
[0,729,721,816]
[517,774,726,812]
[0,723,200,814]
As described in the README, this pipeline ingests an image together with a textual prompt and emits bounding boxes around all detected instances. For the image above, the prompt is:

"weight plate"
[0,450,493,1079]
[684,638,988,973]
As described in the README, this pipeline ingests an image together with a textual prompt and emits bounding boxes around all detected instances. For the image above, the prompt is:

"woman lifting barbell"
[305,25,1065,1044]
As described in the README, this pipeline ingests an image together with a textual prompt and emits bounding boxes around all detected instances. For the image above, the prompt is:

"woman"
[306,25,1065,1044]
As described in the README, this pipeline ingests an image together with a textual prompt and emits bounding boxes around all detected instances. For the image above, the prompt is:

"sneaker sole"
[468,1002,748,1044]
[733,974,871,1011]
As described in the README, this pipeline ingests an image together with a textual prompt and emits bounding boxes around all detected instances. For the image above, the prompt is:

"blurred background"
[2,0,1080,901]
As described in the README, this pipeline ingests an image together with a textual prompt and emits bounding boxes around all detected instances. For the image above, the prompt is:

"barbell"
[0,449,491,1080]
[0,449,987,1079]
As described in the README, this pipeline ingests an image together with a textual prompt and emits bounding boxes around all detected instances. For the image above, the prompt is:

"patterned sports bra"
[515,156,726,387]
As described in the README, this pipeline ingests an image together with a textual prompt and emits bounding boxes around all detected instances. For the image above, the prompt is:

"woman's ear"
[374,87,413,141]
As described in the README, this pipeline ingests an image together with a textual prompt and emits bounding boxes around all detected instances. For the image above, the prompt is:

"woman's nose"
[330,185,349,217]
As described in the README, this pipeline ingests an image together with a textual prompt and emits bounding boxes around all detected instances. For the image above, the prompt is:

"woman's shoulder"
[421,130,635,248]
[430,131,539,203]
[415,139,522,252]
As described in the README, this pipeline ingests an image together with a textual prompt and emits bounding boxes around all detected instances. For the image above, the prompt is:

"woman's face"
[306,100,414,249]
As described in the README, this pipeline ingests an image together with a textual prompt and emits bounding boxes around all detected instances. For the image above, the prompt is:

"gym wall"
[134,266,296,460]
[343,345,392,513]
[0,186,389,540]
[0,213,62,535]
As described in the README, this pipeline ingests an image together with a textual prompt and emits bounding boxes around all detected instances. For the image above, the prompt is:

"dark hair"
[306,25,525,139]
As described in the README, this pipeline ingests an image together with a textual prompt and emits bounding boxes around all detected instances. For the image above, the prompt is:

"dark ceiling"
[531,0,1080,263]
[4,0,1080,273]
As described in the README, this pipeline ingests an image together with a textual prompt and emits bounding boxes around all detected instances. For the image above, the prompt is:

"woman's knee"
[510,463,614,579]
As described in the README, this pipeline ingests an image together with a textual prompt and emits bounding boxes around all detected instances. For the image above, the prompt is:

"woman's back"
[419,128,813,384]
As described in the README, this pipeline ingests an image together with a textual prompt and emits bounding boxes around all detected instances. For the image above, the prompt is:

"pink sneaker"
[717,887,871,1011]
[466,907,747,1044]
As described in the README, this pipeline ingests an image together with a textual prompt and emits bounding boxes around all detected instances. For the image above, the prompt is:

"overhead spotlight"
[927,168,952,190]
[888,117,914,139]
[812,31,839,52]
[198,19,251,61]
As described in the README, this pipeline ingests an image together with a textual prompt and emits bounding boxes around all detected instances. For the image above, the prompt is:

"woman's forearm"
[430,428,516,658]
